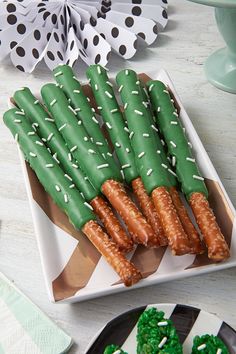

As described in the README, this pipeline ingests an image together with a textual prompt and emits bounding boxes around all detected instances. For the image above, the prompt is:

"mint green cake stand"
[188,0,236,93]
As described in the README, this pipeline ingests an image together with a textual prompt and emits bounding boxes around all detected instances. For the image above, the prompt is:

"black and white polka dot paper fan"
[0,0,169,73]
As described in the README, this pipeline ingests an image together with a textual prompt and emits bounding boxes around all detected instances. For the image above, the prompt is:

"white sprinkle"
[47,133,54,141]
[70,146,77,152]
[97,66,101,75]
[102,153,106,159]
[46,164,53,168]
[97,106,103,110]
[29,152,37,157]
[45,118,55,122]
[92,108,96,113]
[32,123,38,130]
[59,123,67,131]
[69,184,75,189]
[138,152,145,158]
[147,169,153,176]
[122,164,130,169]
[216,349,222,354]
[115,142,121,148]
[55,185,61,192]
[135,110,143,116]
[149,84,154,92]
[84,202,93,210]
[157,150,161,154]
[74,107,81,112]
[120,170,125,180]
[107,152,113,157]
[143,133,149,138]
[197,344,206,351]
[171,99,175,103]
[72,164,78,169]
[68,105,77,115]
[34,100,39,105]
[28,131,35,136]
[73,76,77,80]
[186,157,196,162]
[73,90,80,94]
[170,140,177,148]
[162,163,168,169]
[96,142,103,146]
[126,148,130,153]
[106,81,113,87]
[163,89,169,94]
[129,131,134,139]
[47,147,51,154]
[171,121,178,125]
[64,194,69,203]
[172,156,176,166]
[42,138,47,142]
[118,85,124,93]
[106,122,112,130]
[92,116,99,124]
[157,107,161,113]
[78,120,82,125]
[125,69,129,76]
[88,149,96,154]
[64,174,72,181]
[84,176,89,180]
[168,169,177,177]
[157,321,168,327]
[183,127,186,133]
[136,80,140,85]
[105,91,113,99]
[15,111,25,116]
[15,133,19,142]
[161,139,165,146]
[97,164,109,169]
[173,111,178,117]
[54,71,62,77]
[124,103,128,110]
[14,119,21,123]
[151,124,158,132]
[193,175,204,181]
[60,85,63,89]
[111,108,118,114]
[188,141,193,148]
[132,90,139,95]
[158,336,167,349]
[113,350,121,354]
[143,101,148,108]
[124,127,130,133]
[87,97,91,103]
[53,153,60,164]
[56,83,59,87]
[94,84,98,91]
[50,99,57,107]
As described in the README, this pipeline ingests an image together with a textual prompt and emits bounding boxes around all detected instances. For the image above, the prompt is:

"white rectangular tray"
[11,69,236,303]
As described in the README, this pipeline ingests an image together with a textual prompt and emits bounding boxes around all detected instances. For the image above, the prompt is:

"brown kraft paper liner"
[26,163,101,302]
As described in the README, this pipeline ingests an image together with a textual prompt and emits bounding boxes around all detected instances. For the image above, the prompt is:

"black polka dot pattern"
[17,24,26,35]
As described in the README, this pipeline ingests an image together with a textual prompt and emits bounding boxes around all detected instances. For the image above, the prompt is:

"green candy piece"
[137,307,183,354]
[13,87,98,202]
[3,108,95,229]
[53,65,119,175]
[191,334,229,354]
[116,69,173,195]
[86,65,139,184]
[147,80,208,200]
[41,84,121,191]
[103,345,128,354]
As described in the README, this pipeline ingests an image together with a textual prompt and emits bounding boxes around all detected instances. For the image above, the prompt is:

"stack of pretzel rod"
[146,79,230,261]
[3,108,142,286]
[13,87,133,254]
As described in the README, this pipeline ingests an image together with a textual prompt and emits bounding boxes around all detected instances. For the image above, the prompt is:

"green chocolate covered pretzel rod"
[53,65,119,175]
[13,88,133,253]
[86,64,164,247]
[41,83,156,247]
[147,80,230,261]
[3,108,141,286]
[116,69,193,256]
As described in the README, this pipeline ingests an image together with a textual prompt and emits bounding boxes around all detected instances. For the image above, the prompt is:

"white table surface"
[0,0,236,353]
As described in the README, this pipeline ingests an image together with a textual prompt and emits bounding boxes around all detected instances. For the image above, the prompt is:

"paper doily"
[0,0,168,72]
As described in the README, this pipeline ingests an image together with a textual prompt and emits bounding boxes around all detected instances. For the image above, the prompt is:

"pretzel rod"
[90,196,133,253]
[152,187,191,255]
[41,83,156,246]
[147,80,230,260]
[13,88,133,253]
[169,187,204,254]
[116,69,191,255]
[4,108,141,286]
[189,192,230,261]
[131,177,168,246]
[102,180,158,247]
[53,65,119,175]
[82,221,142,286]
